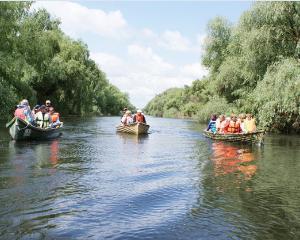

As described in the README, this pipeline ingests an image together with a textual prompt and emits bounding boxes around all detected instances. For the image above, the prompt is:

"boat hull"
[6,117,63,141]
[203,130,265,144]
[116,122,150,135]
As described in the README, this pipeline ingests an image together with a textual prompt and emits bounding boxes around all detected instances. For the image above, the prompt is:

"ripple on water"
[1,118,300,239]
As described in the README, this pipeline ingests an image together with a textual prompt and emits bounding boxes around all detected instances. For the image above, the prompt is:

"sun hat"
[137,109,142,113]
[21,99,29,106]
[34,105,40,110]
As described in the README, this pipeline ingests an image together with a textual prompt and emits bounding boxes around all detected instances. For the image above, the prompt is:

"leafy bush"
[252,59,300,132]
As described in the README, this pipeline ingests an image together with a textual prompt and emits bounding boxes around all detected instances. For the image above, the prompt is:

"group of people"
[14,99,61,129]
[121,108,146,125]
[207,113,256,134]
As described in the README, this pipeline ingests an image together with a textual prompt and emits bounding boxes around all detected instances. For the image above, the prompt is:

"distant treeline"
[144,2,300,133]
[0,2,134,119]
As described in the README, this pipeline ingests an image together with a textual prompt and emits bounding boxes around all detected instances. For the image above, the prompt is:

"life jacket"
[219,120,229,133]
[51,112,60,123]
[14,108,26,120]
[245,119,256,133]
[227,121,241,133]
[134,114,145,123]
[35,111,50,128]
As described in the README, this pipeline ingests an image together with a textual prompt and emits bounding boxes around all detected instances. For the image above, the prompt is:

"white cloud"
[180,63,208,80]
[90,52,125,75]
[33,1,128,38]
[91,45,208,107]
[128,44,174,73]
[159,30,191,52]
[141,29,205,53]
[32,1,209,107]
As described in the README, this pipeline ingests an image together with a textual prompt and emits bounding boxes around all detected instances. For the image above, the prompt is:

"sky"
[33,1,253,108]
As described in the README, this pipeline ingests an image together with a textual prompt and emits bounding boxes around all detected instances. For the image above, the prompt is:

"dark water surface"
[0,117,300,239]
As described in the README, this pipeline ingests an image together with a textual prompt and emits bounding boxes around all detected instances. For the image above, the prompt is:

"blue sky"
[34,1,253,108]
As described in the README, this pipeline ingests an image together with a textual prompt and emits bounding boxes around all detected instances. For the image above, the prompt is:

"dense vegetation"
[145,2,300,133]
[0,2,133,119]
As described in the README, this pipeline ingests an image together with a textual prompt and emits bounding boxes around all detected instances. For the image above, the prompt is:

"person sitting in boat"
[121,110,133,125]
[14,99,35,125]
[206,114,217,134]
[216,114,229,133]
[133,109,146,124]
[35,105,51,128]
[49,107,61,128]
[45,99,52,112]
[237,113,246,133]
[244,114,256,133]
[32,105,40,116]
[226,114,242,134]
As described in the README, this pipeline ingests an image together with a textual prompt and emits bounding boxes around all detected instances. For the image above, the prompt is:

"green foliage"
[251,59,300,132]
[196,96,236,123]
[0,2,132,119]
[145,2,300,133]
[202,17,232,73]
[144,88,185,118]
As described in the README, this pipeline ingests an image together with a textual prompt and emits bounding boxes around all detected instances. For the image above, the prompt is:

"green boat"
[6,117,63,141]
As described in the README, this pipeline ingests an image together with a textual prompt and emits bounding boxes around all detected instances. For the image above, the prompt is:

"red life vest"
[226,121,241,133]
[135,114,145,123]
[51,112,60,122]
[14,108,26,120]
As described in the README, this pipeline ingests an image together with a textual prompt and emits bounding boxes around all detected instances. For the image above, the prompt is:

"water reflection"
[211,142,257,180]
[1,118,300,239]
[117,133,149,144]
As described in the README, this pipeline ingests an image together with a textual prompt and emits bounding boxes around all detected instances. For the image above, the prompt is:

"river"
[0,117,299,239]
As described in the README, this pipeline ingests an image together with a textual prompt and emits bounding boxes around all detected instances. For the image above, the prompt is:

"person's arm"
[206,121,211,131]
[121,116,126,124]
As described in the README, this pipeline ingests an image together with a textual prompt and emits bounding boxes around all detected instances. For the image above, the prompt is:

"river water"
[0,117,299,239]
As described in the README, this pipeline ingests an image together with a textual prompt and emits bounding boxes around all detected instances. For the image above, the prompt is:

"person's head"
[219,114,225,121]
[239,113,246,122]
[125,110,131,116]
[246,113,252,120]
[49,107,55,114]
[21,99,29,106]
[211,114,217,121]
[40,105,47,113]
[231,114,237,122]
[45,100,51,107]
[123,107,128,113]
[33,105,40,113]
[137,109,142,115]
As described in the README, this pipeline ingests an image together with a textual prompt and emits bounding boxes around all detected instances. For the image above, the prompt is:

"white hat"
[21,99,29,106]
[137,109,142,113]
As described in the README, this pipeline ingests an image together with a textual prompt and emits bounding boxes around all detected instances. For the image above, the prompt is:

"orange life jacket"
[14,108,26,120]
[135,114,145,123]
[51,112,60,122]
[226,121,241,133]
